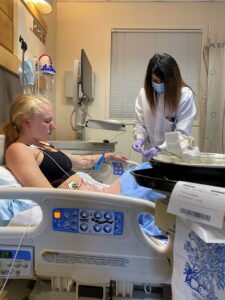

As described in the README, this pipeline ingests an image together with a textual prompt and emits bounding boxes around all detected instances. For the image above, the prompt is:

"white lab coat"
[134,87,196,149]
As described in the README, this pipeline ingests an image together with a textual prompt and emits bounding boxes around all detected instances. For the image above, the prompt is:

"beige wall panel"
[0,46,19,74]
[0,0,13,18]
[0,10,13,52]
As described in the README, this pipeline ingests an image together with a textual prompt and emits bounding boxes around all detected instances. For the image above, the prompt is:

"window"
[109,30,202,119]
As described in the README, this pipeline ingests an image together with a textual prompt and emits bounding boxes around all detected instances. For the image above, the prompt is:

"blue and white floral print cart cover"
[172,217,225,300]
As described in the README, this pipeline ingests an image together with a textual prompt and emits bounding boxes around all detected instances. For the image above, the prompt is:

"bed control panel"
[0,246,33,278]
[52,208,124,236]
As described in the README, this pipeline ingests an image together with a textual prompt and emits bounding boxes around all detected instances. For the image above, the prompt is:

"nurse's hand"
[132,139,144,152]
[143,147,160,159]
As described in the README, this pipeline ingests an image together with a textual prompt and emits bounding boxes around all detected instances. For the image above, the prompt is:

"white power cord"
[0,218,35,296]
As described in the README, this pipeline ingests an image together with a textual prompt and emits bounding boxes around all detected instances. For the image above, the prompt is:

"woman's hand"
[104,152,128,162]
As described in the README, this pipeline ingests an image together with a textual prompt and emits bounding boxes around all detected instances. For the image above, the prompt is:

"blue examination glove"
[132,139,144,153]
[143,147,160,159]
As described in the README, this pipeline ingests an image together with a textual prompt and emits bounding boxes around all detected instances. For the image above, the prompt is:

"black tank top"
[30,144,75,187]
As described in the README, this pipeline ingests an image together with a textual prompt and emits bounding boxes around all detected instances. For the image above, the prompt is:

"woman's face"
[151,73,162,84]
[28,104,55,140]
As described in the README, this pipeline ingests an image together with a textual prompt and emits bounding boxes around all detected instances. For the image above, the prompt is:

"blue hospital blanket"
[120,162,168,241]
[120,162,166,202]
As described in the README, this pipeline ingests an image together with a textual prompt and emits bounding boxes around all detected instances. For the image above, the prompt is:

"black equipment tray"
[131,163,225,193]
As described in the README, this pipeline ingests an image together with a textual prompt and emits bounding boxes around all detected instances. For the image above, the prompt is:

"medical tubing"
[38,54,53,65]
[0,219,35,296]
[110,130,126,142]
[42,150,97,180]
[126,160,139,166]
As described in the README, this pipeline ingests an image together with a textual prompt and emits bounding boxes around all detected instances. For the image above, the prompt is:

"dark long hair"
[144,53,189,114]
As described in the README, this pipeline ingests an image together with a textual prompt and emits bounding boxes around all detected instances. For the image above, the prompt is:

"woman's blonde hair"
[2,94,51,148]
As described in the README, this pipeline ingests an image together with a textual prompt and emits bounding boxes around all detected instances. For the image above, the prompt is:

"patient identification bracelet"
[94,153,105,172]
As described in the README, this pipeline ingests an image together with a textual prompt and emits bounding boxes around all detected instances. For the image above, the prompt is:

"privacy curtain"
[203,44,225,153]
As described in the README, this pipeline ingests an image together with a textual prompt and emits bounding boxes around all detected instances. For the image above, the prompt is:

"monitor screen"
[80,49,93,100]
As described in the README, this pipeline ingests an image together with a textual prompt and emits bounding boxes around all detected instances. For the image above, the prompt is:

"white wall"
[15,1,45,61]
[42,0,57,138]
[55,2,225,161]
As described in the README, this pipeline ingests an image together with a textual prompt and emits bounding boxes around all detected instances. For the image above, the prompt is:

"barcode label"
[167,181,225,229]
[179,208,211,222]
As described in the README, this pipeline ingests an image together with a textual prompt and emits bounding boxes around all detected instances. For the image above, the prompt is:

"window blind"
[109,30,202,119]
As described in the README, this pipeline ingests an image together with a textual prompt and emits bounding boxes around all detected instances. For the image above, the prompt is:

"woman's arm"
[64,152,128,170]
[5,143,52,188]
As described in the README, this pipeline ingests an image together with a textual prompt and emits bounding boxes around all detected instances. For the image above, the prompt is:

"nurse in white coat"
[132,53,196,159]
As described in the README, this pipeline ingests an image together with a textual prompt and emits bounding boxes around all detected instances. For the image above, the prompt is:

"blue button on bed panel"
[104,212,113,220]
[103,224,112,233]
[94,211,103,219]
[52,208,124,236]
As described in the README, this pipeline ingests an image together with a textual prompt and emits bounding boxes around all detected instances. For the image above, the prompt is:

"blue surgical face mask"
[152,82,165,94]
[18,60,35,85]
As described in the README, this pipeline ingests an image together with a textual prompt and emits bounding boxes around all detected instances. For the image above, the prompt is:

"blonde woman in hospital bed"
[2,94,128,194]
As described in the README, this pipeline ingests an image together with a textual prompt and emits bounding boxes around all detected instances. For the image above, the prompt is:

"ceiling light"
[32,0,53,15]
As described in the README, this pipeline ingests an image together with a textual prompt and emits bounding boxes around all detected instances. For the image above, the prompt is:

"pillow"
[0,165,21,186]
[0,165,36,223]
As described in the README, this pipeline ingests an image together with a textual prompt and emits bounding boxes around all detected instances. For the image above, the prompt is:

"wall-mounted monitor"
[80,49,93,100]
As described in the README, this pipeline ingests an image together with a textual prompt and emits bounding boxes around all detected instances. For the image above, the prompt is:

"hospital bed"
[0,190,172,300]
[0,135,173,300]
